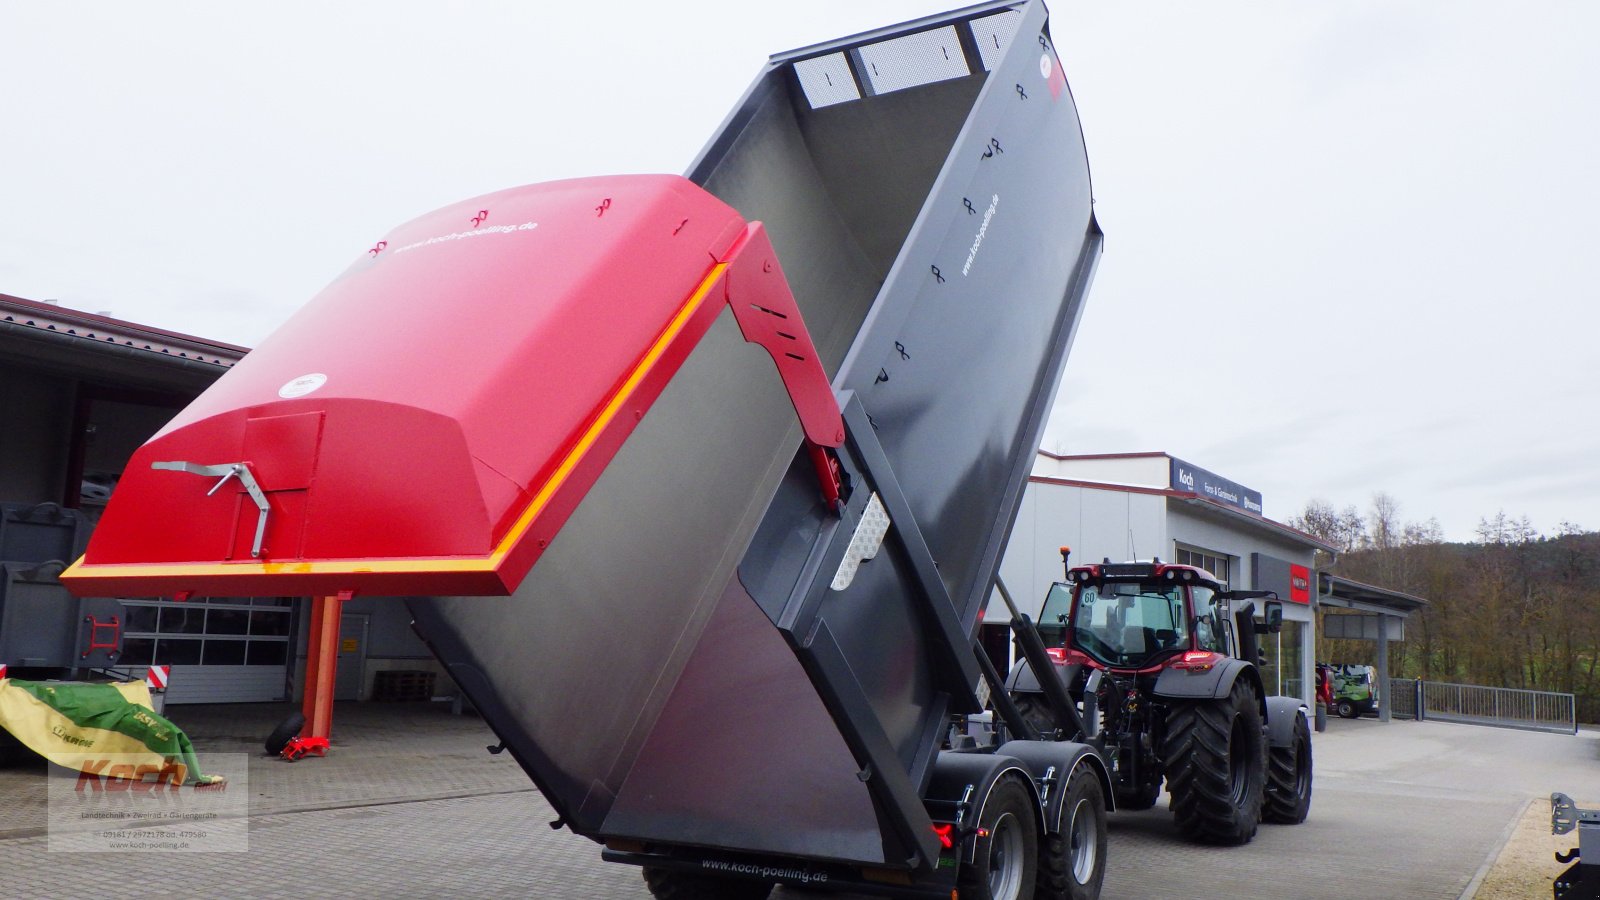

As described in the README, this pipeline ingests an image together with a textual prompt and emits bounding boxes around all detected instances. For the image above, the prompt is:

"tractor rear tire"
[1036,765,1107,900]
[1162,677,1266,845]
[1263,713,1313,825]
[642,868,773,900]
[959,775,1038,900]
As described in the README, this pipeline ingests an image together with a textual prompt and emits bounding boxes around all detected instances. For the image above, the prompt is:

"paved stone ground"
[0,702,1593,898]
[0,701,531,840]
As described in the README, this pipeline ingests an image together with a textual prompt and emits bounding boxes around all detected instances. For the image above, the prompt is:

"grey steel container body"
[409,0,1100,872]
[0,504,94,671]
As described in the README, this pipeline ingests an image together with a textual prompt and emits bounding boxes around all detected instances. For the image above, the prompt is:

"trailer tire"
[1163,677,1265,845]
[641,868,773,900]
[1010,693,1058,739]
[1036,765,1106,900]
[1263,713,1312,825]
[1334,699,1357,719]
[264,712,305,756]
[959,775,1038,900]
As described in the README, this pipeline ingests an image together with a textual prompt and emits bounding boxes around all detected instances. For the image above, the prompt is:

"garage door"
[116,597,293,704]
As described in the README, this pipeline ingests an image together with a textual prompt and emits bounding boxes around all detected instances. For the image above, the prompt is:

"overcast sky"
[2,2,1595,542]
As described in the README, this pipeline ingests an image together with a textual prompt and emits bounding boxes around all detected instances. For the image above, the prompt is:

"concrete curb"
[1458,796,1532,899]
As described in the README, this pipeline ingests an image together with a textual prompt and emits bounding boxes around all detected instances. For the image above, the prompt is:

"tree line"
[1291,494,1600,724]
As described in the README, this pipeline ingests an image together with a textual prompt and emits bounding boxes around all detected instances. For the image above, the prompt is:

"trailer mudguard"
[994,739,1116,823]
[1153,657,1263,702]
[1264,696,1309,749]
[925,751,1038,864]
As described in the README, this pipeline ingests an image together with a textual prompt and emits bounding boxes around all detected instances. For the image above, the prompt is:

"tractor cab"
[1058,560,1231,672]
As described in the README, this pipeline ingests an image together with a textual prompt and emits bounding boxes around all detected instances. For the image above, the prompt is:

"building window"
[979,623,1012,676]
[1260,621,1304,699]
[1174,544,1231,585]
[118,596,292,667]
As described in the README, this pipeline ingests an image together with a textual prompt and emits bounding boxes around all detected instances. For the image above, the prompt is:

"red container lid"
[64,175,773,597]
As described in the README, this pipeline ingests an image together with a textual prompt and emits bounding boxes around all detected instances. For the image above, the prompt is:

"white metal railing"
[1388,678,1577,735]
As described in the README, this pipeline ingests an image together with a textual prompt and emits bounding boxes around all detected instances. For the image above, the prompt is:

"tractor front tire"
[959,775,1039,900]
[1263,713,1313,825]
[1036,766,1107,900]
[1163,677,1266,845]
[1010,693,1059,739]
[642,869,773,900]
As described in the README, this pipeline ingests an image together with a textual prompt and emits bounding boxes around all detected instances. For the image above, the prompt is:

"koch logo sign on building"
[1169,457,1264,515]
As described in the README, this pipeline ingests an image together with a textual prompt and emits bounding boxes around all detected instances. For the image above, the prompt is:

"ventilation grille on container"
[970,10,1024,72]
[794,53,860,108]
[792,8,1028,110]
[852,25,968,97]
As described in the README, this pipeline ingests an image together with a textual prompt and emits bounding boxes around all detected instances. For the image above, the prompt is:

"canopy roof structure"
[1319,572,1428,616]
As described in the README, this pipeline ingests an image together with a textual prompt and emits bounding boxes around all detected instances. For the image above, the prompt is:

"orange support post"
[301,591,350,740]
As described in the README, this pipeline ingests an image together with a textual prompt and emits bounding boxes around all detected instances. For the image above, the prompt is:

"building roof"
[0,292,246,395]
[1035,449,1168,462]
[1027,473,1339,555]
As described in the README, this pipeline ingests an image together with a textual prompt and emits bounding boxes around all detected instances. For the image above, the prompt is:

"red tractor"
[1001,553,1313,845]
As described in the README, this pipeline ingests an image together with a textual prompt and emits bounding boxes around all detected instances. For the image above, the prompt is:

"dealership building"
[990,451,1335,710]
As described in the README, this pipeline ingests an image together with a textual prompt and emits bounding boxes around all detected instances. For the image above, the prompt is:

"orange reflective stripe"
[485,261,727,565]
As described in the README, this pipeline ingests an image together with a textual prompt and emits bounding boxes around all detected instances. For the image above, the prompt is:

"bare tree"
[1367,492,1401,553]
[1290,499,1366,562]
[1301,494,1600,722]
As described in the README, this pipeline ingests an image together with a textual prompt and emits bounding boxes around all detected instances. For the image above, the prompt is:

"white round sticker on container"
[1040,53,1053,80]
[278,373,327,399]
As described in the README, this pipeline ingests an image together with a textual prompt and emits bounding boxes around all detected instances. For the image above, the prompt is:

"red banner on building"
[1290,564,1312,604]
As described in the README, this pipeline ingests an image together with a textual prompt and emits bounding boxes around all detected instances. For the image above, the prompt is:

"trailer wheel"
[959,775,1038,900]
[264,712,305,756]
[1163,677,1265,845]
[1263,713,1312,825]
[1334,699,1357,719]
[1036,765,1106,900]
[642,868,772,900]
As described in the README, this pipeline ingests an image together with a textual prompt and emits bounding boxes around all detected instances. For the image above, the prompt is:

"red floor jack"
[280,736,330,761]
